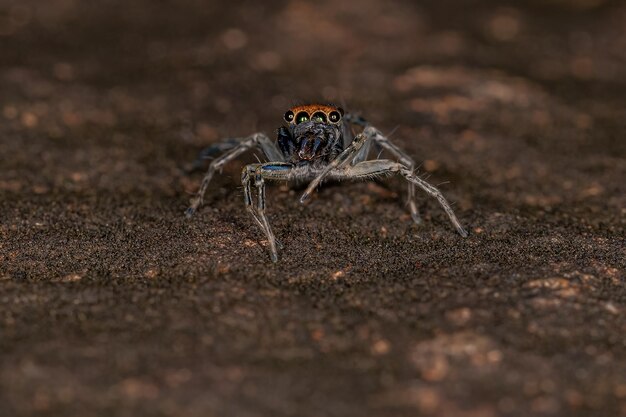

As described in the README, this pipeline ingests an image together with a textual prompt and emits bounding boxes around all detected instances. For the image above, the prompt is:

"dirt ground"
[1,0,625,416]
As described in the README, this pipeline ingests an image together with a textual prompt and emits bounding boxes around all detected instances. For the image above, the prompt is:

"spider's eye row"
[284,110,295,122]
[312,112,326,123]
[295,112,309,124]
[328,110,342,123]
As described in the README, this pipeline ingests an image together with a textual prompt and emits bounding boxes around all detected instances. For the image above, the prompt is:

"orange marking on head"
[284,103,344,125]
[289,104,339,115]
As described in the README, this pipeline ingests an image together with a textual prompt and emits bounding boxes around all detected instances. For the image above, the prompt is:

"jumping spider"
[186,104,468,262]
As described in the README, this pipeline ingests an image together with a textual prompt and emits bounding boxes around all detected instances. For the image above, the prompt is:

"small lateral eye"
[328,110,342,123]
[312,112,326,122]
[295,111,309,124]
[284,110,295,123]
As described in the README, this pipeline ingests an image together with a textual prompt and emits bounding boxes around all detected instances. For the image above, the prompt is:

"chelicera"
[186,103,468,262]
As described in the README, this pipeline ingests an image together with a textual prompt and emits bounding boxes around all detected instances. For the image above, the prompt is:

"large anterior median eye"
[328,110,342,123]
[312,112,326,122]
[295,111,309,124]
[284,110,295,123]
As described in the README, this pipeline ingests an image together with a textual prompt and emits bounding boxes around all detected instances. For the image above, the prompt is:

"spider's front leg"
[241,162,294,263]
[186,133,283,217]
[299,126,376,203]
[331,160,468,237]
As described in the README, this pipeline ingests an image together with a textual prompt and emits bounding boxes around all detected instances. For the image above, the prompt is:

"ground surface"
[1,0,625,416]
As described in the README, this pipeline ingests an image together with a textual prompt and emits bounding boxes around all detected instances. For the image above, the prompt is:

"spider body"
[187,104,468,262]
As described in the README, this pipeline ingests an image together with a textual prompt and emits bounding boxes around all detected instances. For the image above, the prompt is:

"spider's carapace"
[278,104,346,164]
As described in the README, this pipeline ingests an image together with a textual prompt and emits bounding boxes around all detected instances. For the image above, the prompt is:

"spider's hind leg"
[186,133,284,217]
[366,127,422,225]
[188,139,240,172]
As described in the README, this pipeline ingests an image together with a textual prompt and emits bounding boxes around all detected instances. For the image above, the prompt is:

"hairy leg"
[330,160,468,237]
[344,116,375,164]
[300,126,378,203]
[350,131,374,166]
[242,164,270,235]
[241,162,295,262]
[254,168,278,262]
[188,138,240,172]
[345,124,421,224]
[186,133,284,217]
[367,127,421,225]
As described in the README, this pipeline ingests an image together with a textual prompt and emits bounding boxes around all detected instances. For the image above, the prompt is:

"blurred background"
[0,1,625,416]
[1,0,624,201]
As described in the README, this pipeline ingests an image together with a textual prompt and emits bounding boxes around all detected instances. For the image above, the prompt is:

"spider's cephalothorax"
[278,104,345,164]
[186,103,468,262]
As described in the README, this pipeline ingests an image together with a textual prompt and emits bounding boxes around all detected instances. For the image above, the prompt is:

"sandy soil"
[1,0,625,416]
